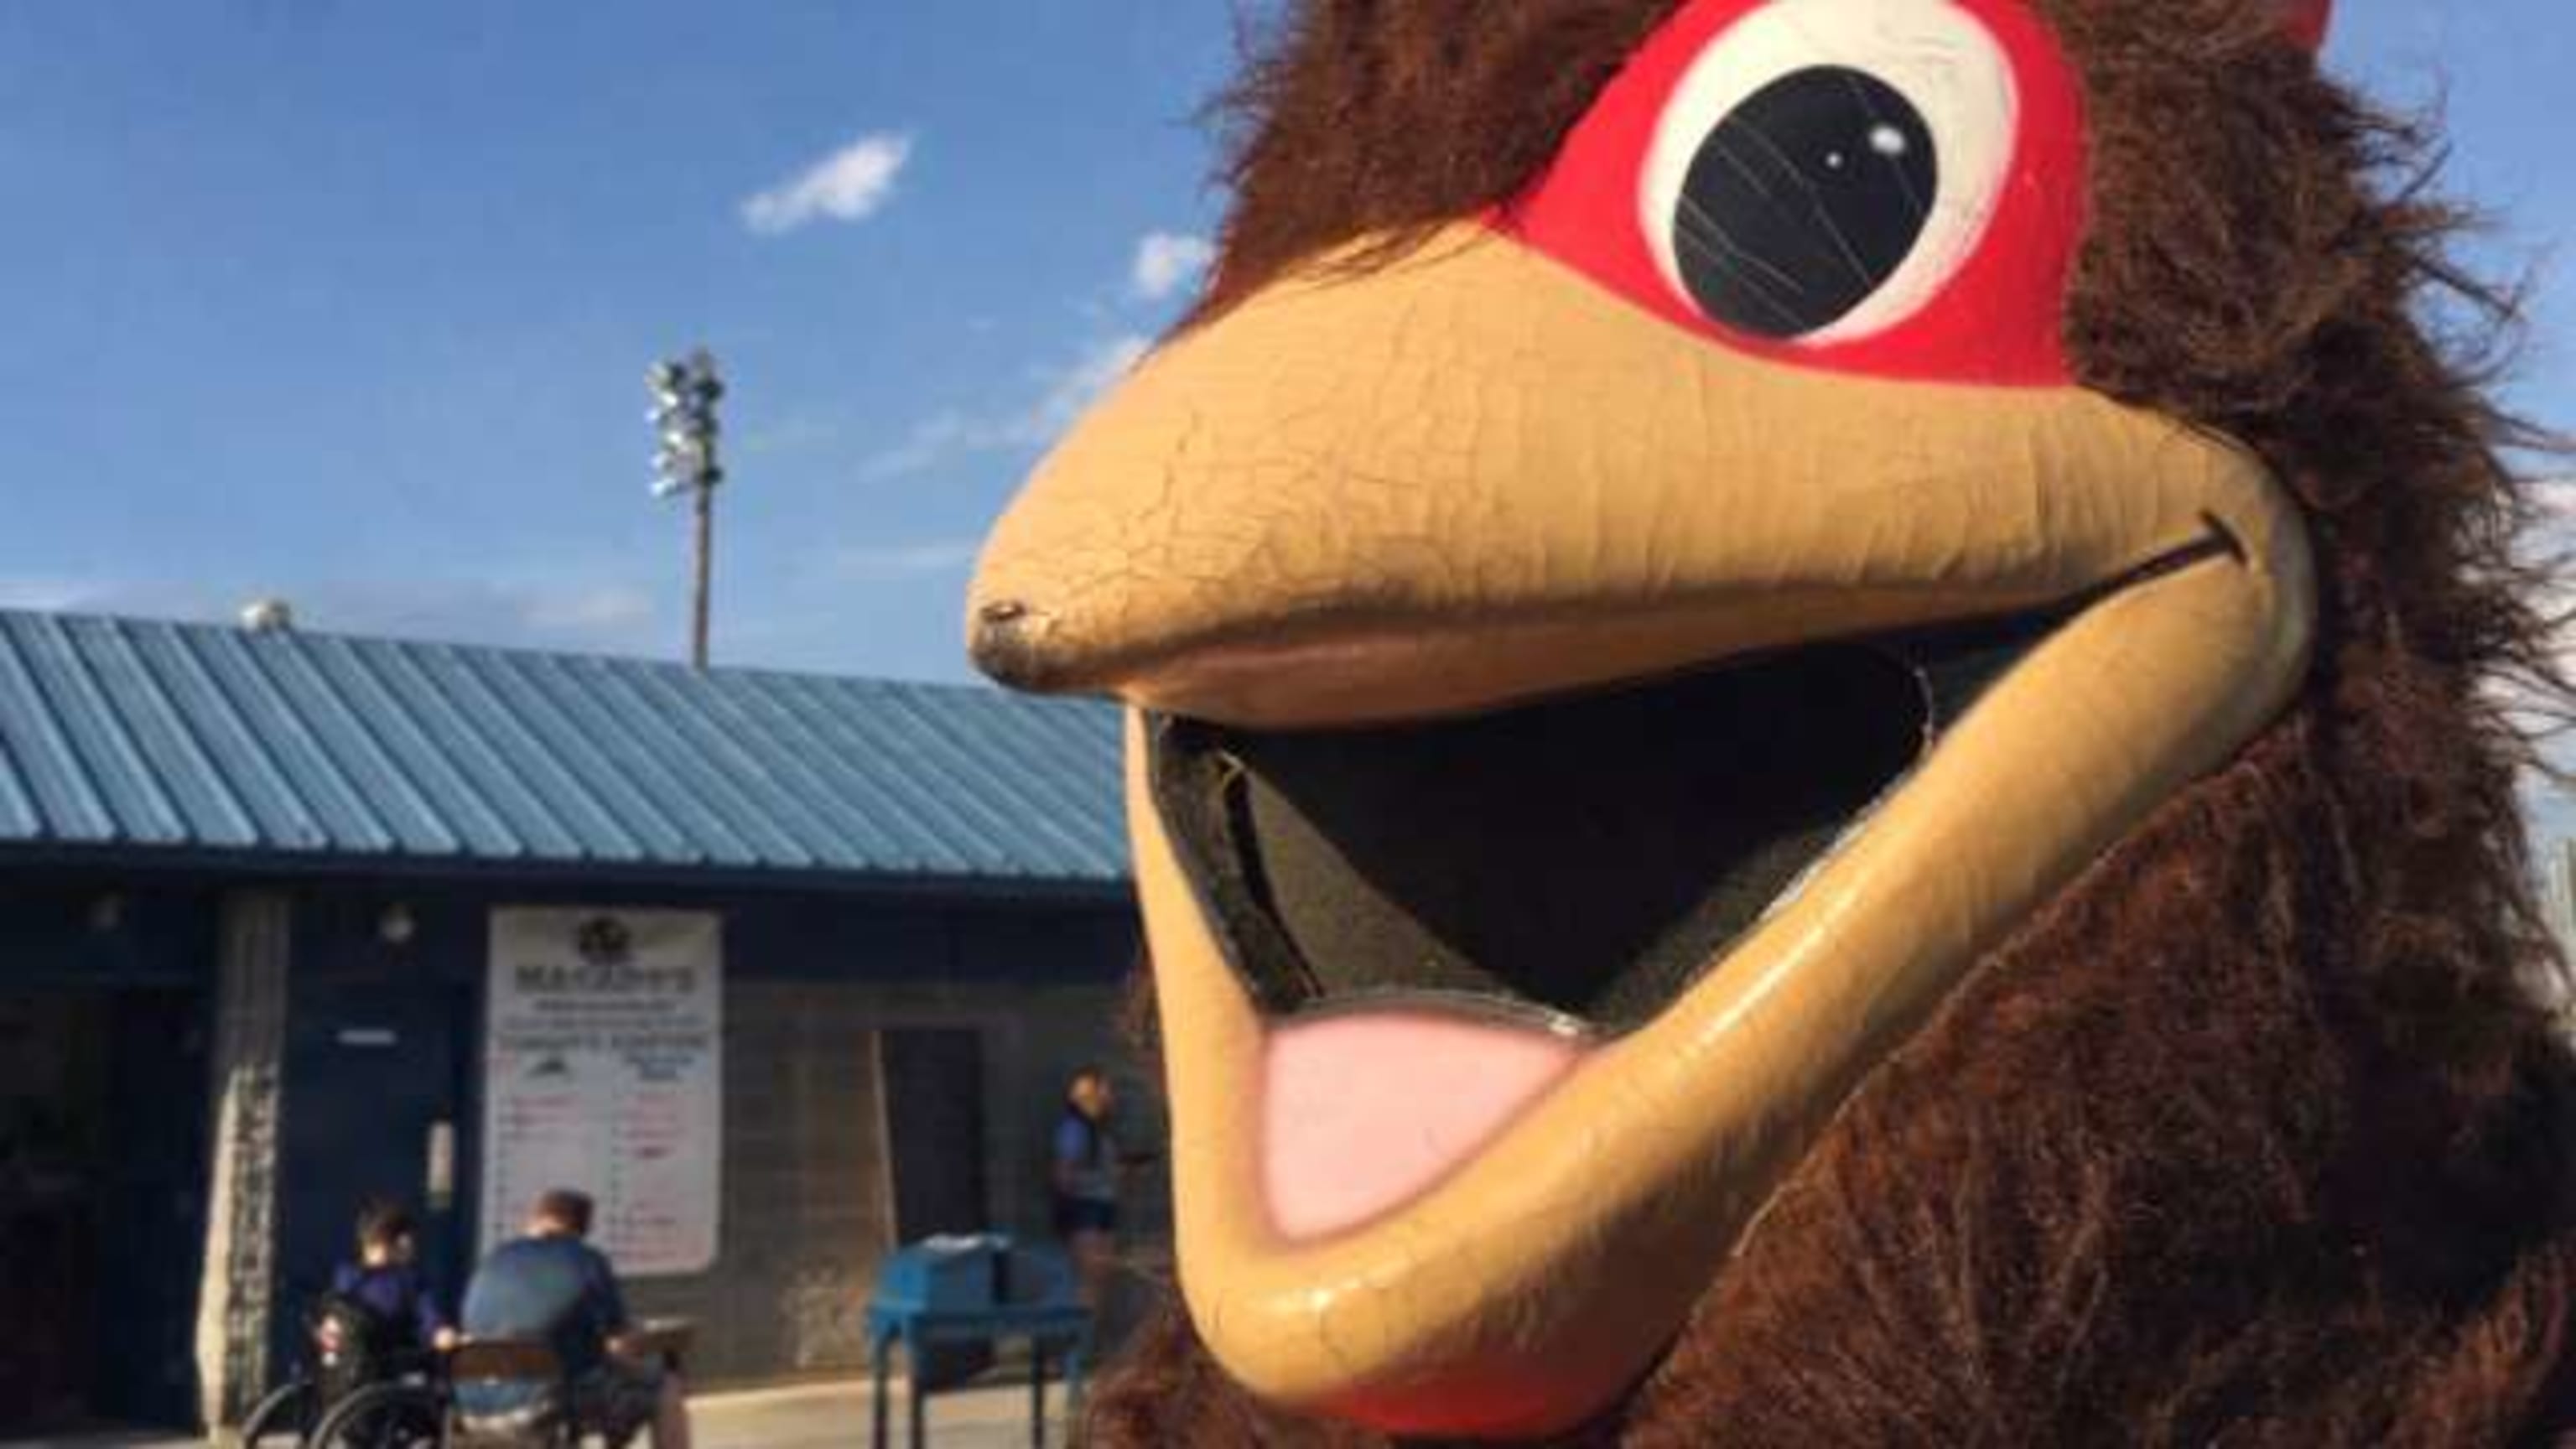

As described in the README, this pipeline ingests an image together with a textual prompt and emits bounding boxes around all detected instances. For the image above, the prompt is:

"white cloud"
[0,576,671,656]
[861,410,1005,482]
[0,575,109,611]
[865,333,1151,480]
[521,585,657,635]
[742,132,913,236]
[738,413,844,459]
[1131,231,1216,302]
[831,539,982,584]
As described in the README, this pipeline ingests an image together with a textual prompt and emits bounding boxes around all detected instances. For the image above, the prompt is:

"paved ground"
[25,1376,1077,1449]
[699,1378,1074,1449]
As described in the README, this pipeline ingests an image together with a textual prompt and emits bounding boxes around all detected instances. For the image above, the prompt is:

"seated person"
[330,1197,460,1359]
[460,1189,691,1449]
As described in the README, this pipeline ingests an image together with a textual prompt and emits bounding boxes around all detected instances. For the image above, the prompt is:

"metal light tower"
[648,347,725,668]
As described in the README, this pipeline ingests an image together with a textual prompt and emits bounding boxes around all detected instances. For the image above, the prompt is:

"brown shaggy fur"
[1098,0,2576,1441]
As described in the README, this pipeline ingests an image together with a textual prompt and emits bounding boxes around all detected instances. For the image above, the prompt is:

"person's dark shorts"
[1052,1197,1118,1236]
[455,1359,663,1447]
[572,1358,666,1445]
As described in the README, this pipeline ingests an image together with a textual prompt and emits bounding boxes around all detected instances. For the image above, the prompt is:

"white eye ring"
[1639,0,2020,345]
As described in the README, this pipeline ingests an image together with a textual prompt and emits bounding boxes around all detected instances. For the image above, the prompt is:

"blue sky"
[0,2,2568,691]
[0,1,1239,680]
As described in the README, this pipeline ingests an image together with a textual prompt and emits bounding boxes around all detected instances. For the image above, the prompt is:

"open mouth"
[1151,611,2053,1037]
[1146,526,2243,1042]
[1140,532,2250,1241]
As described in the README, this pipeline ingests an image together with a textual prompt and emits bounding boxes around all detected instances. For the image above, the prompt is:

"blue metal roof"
[0,608,1129,890]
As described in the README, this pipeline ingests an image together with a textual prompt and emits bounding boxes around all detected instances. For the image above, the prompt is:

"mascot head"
[970,0,2572,1439]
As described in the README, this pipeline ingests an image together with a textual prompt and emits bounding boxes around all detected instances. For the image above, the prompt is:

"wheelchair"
[241,1292,439,1448]
[311,1337,671,1449]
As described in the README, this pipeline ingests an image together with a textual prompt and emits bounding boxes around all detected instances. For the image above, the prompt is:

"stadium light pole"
[648,347,725,668]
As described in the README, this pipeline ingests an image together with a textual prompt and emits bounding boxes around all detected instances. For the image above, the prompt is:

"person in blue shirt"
[460,1190,691,1449]
[1050,1067,1123,1311]
[330,1197,457,1355]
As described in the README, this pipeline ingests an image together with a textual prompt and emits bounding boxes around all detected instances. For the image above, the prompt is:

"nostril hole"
[969,600,1061,690]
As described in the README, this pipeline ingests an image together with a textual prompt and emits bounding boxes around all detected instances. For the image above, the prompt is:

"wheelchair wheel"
[242,1377,319,1447]
[310,1380,444,1449]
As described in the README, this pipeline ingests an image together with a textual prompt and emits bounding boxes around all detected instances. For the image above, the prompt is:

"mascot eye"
[1639,1,2020,346]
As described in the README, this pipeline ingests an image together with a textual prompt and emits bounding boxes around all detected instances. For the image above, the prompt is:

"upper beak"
[970,225,2302,728]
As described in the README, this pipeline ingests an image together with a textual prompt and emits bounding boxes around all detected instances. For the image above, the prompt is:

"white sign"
[481,907,724,1276]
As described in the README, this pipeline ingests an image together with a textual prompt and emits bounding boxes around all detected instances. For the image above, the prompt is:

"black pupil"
[1672,65,1938,340]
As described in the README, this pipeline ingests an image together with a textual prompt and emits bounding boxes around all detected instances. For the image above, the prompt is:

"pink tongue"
[1262,1010,1587,1241]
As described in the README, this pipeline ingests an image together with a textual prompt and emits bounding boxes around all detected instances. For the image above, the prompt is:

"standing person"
[1050,1067,1122,1312]
[459,1190,691,1449]
[330,1197,459,1355]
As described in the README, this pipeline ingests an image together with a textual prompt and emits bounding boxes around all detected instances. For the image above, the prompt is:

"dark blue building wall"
[0,876,220,988]
[3,866,1137,1401]
[267,875,1137,1374]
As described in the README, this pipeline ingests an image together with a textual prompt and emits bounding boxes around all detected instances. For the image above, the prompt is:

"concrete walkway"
[699,1378,1073,1448]
[16,1377,1078,1449]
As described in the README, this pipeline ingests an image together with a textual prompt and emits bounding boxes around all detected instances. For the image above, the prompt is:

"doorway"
[879,1027,991,1240]
[878,1027,993,1389]
[0,988,209,1436]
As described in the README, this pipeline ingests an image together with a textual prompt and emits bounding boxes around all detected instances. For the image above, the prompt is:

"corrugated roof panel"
[123,622,335,852]
[567,657,814,869]
[873,678,1098,879]
[406,642,645,864]
[304,636,522,859]
[186,626,402,855]
[495,652,757,868]
[719,671,984,874]
[966,685,1130,880]
[342,638,583,862]
[684,667,957,875]
[924,684,1129,867]
[244,631,464,856]
[3,613,189,844]
[0,605,1127,887]
[761,673,1021,875]
[604,662,845,868]
[60,616,262,849]
[1008,695,1129,865]
[875,684,1110,877]
[0,725,41,841]
[0,619,117,842]
[460,647,701,863]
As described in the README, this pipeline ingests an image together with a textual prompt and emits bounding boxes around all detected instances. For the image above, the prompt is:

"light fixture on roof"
[240,598,296,634]
[648,345,727,670]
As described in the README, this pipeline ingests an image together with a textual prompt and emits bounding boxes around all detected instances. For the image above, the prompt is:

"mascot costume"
[970,0,2576,1441]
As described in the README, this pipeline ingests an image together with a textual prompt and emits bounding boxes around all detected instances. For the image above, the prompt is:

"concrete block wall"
[263,883,1146,1394]
[622,974,1152,1386]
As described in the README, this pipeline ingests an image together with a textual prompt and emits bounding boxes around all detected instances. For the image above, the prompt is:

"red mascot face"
[974,0,2328,1437]
[1509,0,2090,385]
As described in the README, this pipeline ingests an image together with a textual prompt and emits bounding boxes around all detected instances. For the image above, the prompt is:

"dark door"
[879,1028,992,1389]
[0,991,109,1435]
[93,988,211,1426]
[0,987,206,1434]
[880,1028,989,1240]
[272,973,468,1376]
